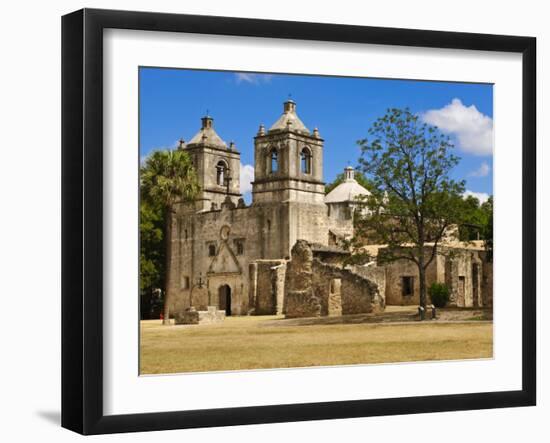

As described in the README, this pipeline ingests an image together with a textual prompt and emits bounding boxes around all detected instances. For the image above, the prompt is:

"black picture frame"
[62,8,536,435]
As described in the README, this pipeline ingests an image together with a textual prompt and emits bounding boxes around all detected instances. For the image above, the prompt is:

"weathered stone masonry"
[284,241,383,318]
[169,100,332,318]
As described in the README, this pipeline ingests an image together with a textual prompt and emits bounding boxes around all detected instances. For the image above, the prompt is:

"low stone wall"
[174,306,225,325]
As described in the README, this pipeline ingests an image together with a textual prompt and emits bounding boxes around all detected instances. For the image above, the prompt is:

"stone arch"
[268,147,278,174]
[216,159,228,186]
[300,146,312,174]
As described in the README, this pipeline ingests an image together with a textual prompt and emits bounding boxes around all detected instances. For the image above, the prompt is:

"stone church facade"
[167,100,491,320]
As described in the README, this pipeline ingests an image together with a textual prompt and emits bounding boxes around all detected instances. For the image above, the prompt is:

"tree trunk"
[418,265,427,311]
[162,206,173,325]
[418,246,427,316]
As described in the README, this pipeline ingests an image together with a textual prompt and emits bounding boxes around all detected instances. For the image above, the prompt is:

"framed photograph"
[61,8,536,435]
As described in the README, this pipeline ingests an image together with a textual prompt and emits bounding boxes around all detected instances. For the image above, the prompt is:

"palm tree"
[141,149,199,325]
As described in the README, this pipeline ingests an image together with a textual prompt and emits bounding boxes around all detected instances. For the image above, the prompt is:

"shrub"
[429,283,450,308]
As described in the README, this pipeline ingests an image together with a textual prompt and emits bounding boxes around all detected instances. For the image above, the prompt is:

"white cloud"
[234,73,273,84]
[463,190,490,204]
[469,161,491,177]
[240,163,255,196]
[422,98,493,156]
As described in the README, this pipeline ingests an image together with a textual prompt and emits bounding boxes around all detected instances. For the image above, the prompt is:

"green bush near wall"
[429,283,450,308]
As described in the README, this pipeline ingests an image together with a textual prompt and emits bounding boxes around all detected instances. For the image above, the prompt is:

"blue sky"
[140,68,493,204]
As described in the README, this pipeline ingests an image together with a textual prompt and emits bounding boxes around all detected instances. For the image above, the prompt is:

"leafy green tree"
[354,108,466,312]
[139,200,164,319]
[325,170,375,194]
[457,194,493,262]
[458,195,492,241]
[481,196,493,261]
[459,195,484,241]
[140,149,200,324]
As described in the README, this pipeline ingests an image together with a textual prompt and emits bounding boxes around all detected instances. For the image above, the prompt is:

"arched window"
[301,147,312,174]
[269,149,278,173]
[216,160,228,186]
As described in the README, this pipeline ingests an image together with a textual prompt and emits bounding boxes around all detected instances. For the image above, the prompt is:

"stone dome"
[325,167,370,204]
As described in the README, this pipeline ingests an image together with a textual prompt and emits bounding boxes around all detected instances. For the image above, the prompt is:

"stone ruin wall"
[248,260,287,315]
[284,240,383,318]
[350,264,387,308]
[312,259,384,316]
[283,241,316,318]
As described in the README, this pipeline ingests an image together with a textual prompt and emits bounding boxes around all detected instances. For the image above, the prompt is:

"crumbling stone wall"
[249,259,286,315]
[327,277,342,316]
[284,240,382,318]
[284,241,319,318]
[351,265,387,307]
[313,259,383,315]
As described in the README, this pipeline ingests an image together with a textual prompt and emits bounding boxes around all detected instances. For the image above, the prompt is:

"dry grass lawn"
[140,314,493,375]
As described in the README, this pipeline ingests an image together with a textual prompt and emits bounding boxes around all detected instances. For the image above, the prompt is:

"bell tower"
[252,99,325,204]
[182,114,241,211]
[252,100,328,257]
